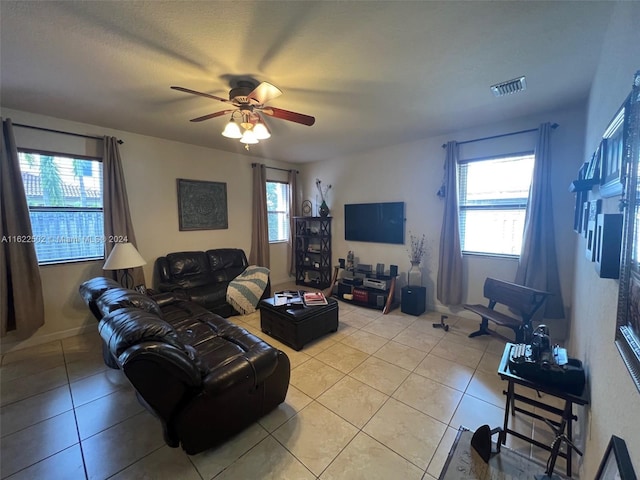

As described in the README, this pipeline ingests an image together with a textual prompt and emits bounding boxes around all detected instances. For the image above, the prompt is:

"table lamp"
[103,242,146,289]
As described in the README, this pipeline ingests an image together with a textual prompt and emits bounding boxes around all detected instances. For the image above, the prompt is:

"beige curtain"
[249,163,270,267]
[103,136,145,287]
[0,118,45,338]
[515,123,564,318]
[288,169,299,275]
[437,141,464,305]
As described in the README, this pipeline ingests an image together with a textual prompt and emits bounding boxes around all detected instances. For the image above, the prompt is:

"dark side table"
[497,343,589,478]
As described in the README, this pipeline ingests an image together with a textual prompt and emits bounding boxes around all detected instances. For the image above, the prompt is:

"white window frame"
[17,149,104,265]
[266,180,290,243]
[458,152,534,257]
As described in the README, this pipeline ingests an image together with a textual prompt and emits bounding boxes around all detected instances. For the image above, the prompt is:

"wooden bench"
[464,277,551,343]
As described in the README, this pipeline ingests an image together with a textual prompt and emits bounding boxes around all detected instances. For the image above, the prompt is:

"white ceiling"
[0,1,613,163]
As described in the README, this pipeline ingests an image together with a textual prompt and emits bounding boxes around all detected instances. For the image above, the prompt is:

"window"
[458,153,534,256]
[266,181,289,242]
[17,150,104,264]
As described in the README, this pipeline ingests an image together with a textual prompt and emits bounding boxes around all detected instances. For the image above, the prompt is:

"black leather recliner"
[154,248,270,317]
[79,277,290,455]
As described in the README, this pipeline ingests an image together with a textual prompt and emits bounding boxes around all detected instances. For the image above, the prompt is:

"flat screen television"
[344,202,405,244]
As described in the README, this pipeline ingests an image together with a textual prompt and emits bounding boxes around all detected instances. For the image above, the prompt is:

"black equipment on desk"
[508,325,586,395]
[342,276,363,286]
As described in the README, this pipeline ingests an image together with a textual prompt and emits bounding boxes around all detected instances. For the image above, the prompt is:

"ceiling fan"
[171,80,315,149]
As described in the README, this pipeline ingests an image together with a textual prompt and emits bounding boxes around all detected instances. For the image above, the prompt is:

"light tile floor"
[0,294,573,479]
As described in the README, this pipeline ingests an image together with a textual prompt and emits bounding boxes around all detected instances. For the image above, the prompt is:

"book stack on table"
[302,291,328,306]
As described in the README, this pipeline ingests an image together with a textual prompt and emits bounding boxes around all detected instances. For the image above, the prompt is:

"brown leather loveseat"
[79,277,290,455]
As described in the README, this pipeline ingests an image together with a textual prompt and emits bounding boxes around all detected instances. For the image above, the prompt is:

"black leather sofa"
[155,248,270,317]
[79,277,290,455]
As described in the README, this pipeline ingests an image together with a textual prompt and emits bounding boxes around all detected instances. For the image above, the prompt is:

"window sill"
[269,240,289,245]
[462,251,519,260]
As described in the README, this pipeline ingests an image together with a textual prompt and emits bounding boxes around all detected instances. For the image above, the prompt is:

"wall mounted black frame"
[586,143,602,182]
[594,435,637,480]
[585,199,602,261]
[573,162,589,233]
[595,213,623,279]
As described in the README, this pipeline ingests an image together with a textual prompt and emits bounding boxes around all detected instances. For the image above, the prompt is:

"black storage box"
[259,296,339,350]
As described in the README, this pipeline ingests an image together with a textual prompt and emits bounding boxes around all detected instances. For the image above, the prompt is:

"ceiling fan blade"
[171,86,232,104]
[190,109,235,122]
[262,107,315,126]
[247,82,282,104]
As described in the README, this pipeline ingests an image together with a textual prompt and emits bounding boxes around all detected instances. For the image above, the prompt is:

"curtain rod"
[12,123,124,144]
[251,163,299,174]
[441,123,558,149]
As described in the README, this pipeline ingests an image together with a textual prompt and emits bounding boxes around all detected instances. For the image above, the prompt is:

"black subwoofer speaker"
[401,286,426,316]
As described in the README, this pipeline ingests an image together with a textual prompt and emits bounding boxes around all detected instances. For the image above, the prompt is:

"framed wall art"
[585,199,602,260]
[583,200,590,238]
[594,435,637,480]
[586,145,602,182]
[177,179,228,231]
[574,162,589,233]
[600,98,629,198]
[573,189,587,233]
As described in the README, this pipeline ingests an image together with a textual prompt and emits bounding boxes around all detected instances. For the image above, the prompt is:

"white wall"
[570,2,640,477]
[299,104,585,341]
[1,108,297,352]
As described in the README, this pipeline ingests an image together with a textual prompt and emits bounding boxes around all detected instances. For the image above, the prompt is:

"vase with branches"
[407,232,426,286]
[315,178,332,217]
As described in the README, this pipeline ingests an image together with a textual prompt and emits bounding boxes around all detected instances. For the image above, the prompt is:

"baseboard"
[0,323,95,354]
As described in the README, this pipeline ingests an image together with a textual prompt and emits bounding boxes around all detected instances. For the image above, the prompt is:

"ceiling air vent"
[490,76,527,97]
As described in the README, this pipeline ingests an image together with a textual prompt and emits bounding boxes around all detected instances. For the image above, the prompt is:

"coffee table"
[259,292,339,351]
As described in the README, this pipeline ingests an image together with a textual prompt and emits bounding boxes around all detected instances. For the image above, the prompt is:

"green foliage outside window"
[266,181,289,243]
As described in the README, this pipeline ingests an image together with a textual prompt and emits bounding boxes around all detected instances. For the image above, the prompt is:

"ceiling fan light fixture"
[173,81,315,150]
[221,119,242,138]
[240,129,259,144]
[253,122,271,140]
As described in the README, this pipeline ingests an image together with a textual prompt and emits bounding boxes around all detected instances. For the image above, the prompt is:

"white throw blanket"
[226,266,270,314]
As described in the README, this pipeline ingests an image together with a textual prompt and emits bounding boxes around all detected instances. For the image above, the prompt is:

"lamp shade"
[253,122,271,140]
[240,129,259,144]
[103,243,147,270]
[221,119,242,139]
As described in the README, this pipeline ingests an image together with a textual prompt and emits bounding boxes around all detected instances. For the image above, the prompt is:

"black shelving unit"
[335,275,400,313]
[294,216,332,289]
